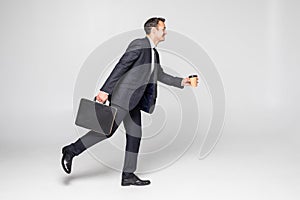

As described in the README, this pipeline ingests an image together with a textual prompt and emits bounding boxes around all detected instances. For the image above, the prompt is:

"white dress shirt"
[146,36,156,74]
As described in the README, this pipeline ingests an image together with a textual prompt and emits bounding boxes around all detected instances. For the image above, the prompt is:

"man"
[61,17,196,186]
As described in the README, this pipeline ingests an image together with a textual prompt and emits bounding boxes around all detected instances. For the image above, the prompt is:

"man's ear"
[151,27,156,34]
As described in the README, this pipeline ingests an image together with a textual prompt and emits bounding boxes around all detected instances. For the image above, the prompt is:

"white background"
[0,0,299,199]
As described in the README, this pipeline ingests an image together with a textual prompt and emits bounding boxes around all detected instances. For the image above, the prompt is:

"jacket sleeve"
[100,40,141,94]
[157,65,184,89]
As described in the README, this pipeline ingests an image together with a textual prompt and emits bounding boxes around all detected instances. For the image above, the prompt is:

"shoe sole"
[121,182,151,186]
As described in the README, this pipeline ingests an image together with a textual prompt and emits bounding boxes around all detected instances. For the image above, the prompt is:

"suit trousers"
[74,103,142,173]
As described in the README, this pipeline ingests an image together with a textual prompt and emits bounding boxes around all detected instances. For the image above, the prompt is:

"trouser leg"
[72,104,128,154]
[122,106,142,174]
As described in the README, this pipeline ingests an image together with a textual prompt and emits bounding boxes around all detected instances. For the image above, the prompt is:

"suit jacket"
[100,37,183,113]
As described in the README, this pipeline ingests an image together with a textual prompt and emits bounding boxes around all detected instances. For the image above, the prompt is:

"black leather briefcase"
[75,98,118,136]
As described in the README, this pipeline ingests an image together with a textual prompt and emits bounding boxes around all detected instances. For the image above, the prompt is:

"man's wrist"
[181,79,185,87]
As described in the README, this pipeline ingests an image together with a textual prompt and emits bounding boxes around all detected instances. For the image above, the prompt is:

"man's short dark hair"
[144,17,165,34]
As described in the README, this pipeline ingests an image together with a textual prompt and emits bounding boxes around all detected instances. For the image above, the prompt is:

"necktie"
[141,47,158,113]
[149,48,159,83]
[149,48,158,97]
[153,48,160,64]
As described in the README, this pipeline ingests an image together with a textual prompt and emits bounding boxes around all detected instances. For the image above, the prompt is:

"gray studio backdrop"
[0,0,299,198]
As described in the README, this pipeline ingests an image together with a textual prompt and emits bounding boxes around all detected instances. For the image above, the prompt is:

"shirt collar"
[146,35,156,49]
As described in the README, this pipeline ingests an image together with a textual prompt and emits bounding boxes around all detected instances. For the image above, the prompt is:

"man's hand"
[181,77,191,86]
[96,91,108,103]
[181,77,199,86]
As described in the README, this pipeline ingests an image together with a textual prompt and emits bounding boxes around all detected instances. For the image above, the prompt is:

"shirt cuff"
[100,91,109,95]
[181,79,185,87]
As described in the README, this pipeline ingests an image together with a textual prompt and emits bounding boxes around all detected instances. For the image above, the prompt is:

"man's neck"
[147,35,158,46]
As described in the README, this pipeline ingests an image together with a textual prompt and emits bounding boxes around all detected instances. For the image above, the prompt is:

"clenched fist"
[96,91,108,103]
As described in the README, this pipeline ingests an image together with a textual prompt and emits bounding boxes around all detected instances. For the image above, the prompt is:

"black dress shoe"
[61,146,75,174]
[61,140,86,174]
[121,173,151,186]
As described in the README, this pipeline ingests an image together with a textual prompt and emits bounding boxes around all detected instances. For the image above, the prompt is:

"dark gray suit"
[101,37,183,111]
[77,37,184,173]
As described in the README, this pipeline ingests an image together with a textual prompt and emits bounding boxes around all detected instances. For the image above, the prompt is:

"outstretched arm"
[157,65,184,88]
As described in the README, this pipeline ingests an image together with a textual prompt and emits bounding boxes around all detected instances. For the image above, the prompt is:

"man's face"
[153,21,167,43]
